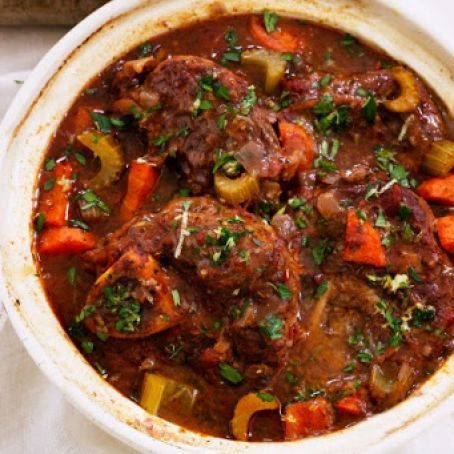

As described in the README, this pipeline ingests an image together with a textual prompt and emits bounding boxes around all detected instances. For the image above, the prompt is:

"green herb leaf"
[274,283,293,300]
[35,212,45,232]
[357,350,373,363]
[79,190,110,214]
[263,11,279,33]
[260,314,284,340]
[256,392,275,402]
[408,267,422,283]
[138,42,153,58]
[44,158,56,171]
[43,177,56,191]
[362,92,377,124]
[314,281,328,299]
[240,86,257,115]
[67,267,77,286]
[90,112,112,133]
[312,239,332,265]
[219,362,243,384]
[81,340,94,354]
[171,289,181,307]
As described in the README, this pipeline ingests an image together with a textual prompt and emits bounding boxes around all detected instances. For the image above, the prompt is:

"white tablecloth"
[0,8,453,453]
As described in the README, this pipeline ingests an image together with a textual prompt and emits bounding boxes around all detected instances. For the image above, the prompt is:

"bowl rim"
[0,0,453,452]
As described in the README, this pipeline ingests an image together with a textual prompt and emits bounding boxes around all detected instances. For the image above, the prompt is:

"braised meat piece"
[130,56,286,192]
[84,197,302,362]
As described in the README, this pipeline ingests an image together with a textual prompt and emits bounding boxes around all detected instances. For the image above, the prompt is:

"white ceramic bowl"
[0,1,453,452]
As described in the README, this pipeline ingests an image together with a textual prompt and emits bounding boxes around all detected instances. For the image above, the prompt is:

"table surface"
[0,4,453,452]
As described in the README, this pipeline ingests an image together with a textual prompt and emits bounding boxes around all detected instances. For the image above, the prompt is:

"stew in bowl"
[34,11,453,442]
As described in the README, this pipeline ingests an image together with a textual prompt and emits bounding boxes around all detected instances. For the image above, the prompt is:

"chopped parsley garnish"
[357,350,373,363]
[362,92,377,124]
[263,11,279,33]
[138,41,153,58]
[341,33,357,47]
[314,281,328,299]
[343,363,356,373]
[260,314,284,340]
[408,267,422,283]
[225,29,238,47]
[171,289,181,307]
[90,112,112,133]
[398,204,412,221]
[35,212,45,232]
[381,233,396,247]
[178,187,192,197]
[219,362,243,384]
[311,239,333,265]
[70,219,90,231]
[44,158,56,171]
[356,209,367,221]
[288,197,306,210]
[75,305,96,323]
[375,208,390,229]
[269,283,293,300]
[78,190,110,214]
[74,151,87,166]
[217,112,227,130]
[221,29,242,64]
[314,139,341,172]
[81,340,94,354]
[43,177,56,191]
[67,267,77,286]
[410,306,436,328]
[313,95,350,132]
[103,283,141,333]
[319,74,331,87]
[200,74,231,101]
[208,226,249,263]
[239,86,257,115]
[376,299,403,346]
[256,392,276,402]
[374,145,415,188]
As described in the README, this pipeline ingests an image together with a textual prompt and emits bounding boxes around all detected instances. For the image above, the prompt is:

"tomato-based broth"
[35,13,454,441]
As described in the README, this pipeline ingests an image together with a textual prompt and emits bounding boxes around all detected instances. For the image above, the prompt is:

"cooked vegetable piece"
[334,394,366,416]
[436,216,454,253]
[85,248,181,338]
[369,363,414,406]
[214,172,259,205]
[38,227,96,255]
[140,373,197,415]
[231,392,280,441]
[38,161,73,227]
[278,121,316,178]
[72,107,94,134]
[342,210,386,267]
[284,398,334,439]
[423,140,454,176]
[250,16,299,52]
[241,49,287,93]
[417,173,454,205]
[120,160,160,220]
[384,67,420,113]
[77,131,125,189]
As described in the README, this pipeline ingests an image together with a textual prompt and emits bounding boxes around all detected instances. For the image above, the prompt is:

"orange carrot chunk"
[334,394,366,416]
[436,215,454,253]
[278,121,316,178]
[38,227,97,255]
[38,161,73,227]
[120,160,159,220]
[250,16,299,52]
[285,398,334,440]
[417,173,454,205]
[72,106,94,135]
[342,210,386,267]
